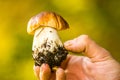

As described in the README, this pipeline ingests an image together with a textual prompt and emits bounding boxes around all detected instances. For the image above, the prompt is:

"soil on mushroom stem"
[33,46,68,70]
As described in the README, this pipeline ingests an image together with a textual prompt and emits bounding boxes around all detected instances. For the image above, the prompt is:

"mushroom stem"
[32,27,63,52]
[32,27,67,68]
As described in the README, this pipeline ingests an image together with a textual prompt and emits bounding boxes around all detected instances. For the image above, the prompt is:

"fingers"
[40,64,51,80]
[56,68,66,80]
[34,64,66,80]
[33,66,40,80]
[64,35,112,62]
[33,64,51,80]
[60,55,71,69]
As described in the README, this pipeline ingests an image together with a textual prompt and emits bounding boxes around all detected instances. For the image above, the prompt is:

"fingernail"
[33,65,40,73]
[41,63,51,73]
[41,64,47,71]
[56,68,63,74]
[64,41,72,47]
[33,66,40,79]
[40,64,51,80]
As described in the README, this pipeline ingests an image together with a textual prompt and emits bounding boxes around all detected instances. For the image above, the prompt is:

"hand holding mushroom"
[34,35,120,80]
[27,12,120,80]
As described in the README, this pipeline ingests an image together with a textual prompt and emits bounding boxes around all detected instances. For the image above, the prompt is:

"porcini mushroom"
[27,11,69,70]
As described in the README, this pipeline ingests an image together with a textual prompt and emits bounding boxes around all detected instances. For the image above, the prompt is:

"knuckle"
[80,34,89,39]
[79,34,89,41]
[78,34,90,45]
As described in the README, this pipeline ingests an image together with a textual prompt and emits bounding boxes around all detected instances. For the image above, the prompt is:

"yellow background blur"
[0,0,120,80]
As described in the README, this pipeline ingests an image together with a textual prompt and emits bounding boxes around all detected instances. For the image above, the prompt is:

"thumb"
[64,35,112,62]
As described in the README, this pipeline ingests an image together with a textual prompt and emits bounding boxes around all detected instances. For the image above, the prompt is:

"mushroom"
[27,11,69,70]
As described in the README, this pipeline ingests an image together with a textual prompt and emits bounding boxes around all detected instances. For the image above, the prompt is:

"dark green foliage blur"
[0,0,120,80]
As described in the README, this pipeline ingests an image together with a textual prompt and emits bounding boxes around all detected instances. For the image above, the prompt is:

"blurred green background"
[0,0,120,80]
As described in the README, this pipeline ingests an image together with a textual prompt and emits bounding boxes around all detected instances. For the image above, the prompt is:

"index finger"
[33,64,51,80]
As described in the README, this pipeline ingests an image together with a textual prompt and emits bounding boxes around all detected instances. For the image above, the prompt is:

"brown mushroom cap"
[27,11,69,35]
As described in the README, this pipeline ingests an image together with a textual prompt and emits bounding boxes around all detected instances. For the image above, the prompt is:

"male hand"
[34,35,120,80]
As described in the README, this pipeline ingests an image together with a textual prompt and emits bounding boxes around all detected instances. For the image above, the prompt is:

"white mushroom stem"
[32,27,63,58]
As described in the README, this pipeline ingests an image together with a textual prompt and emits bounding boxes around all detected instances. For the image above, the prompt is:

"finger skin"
[56,68,66,80]
[64,35,112,62]
[33,66,40,80]
[40,64,51,80]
